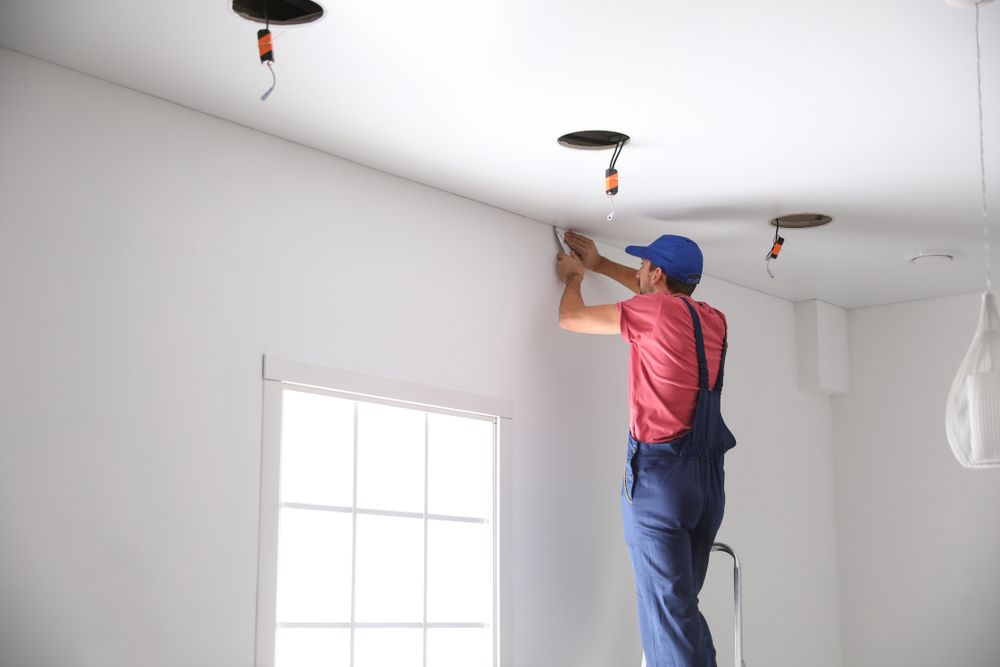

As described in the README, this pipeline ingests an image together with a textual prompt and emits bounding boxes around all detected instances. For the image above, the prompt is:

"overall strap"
[714,336,728,392]
[680,299,709,391]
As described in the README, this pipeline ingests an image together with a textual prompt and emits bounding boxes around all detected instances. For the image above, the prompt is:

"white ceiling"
[3,0,999,308]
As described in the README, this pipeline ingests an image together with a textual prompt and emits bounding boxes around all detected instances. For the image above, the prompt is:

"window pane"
[354,628,422,667]
[427,520,492,623]
[274,628,349,667]
[275,508,352,623]
[426,627,492,667]
[427,414,493,519]
[280,390,354,507]
[356,402,424,513]
[355,514,423,622]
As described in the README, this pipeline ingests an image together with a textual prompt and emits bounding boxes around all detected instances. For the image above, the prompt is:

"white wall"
[834,292,1000,667]
[0,48,841,667]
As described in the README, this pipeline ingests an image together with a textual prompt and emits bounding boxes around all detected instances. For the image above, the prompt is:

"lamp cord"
[976,4,991,292]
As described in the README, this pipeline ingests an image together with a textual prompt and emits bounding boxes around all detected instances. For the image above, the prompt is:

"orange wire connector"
[258,29,274,63]
[605,168,619,196]
[769,235,784,259]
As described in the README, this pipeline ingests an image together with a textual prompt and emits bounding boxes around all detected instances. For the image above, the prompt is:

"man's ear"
[652,267,667,285]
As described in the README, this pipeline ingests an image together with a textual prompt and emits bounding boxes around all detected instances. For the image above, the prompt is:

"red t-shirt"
[617,293,728,443]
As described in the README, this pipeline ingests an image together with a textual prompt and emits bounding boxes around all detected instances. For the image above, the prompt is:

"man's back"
[618,293,728,443]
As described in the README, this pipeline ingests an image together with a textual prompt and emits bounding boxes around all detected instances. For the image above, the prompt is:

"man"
[556,231,736,667]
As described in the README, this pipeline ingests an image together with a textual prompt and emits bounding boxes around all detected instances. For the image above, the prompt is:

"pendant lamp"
[945,0,1000,468]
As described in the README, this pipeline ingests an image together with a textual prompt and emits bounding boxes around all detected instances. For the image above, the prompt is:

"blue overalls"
[621,299,736,667]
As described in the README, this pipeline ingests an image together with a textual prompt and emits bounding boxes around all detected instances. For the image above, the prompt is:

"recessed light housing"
[232,0,324,25]
[557,131,630,150]
[769,213,833,229]
[909,252,956,265]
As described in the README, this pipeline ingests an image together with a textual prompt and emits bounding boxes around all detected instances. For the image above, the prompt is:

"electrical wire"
[976,4,991,291]
[261,61,276,101]
[609,139,624,170]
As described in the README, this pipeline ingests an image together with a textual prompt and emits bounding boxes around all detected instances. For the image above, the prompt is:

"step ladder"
[639,542,746,667]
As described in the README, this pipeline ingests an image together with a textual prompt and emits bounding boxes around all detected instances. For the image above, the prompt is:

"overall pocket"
[623,445,638,504]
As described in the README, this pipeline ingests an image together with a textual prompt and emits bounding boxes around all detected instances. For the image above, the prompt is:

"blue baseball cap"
[625,235,703,285]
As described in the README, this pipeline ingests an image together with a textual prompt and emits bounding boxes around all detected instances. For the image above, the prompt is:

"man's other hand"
[557,252,584,284]
[563,232,601,271]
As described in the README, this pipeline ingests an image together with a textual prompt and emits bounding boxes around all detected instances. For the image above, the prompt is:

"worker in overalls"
[556,232,736,667]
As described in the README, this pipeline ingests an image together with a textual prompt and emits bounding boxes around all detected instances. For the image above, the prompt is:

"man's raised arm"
[556,252,621,335]
[563,231,639,294]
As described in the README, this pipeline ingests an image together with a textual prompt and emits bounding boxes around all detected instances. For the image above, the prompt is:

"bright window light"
[354,514,424,623]
[275,508,352,623]
[356,402,425,513]
[274,628,349,667]
[354,628,423,667]
[426,627,493,667]
[279,390,354,507]
[427,519,492,623]
[427,413,494,519]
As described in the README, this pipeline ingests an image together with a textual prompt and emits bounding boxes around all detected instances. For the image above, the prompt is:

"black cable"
[609,140,623,170]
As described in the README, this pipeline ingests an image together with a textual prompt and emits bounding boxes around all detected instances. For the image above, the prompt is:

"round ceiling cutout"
[769,213,833,229]
[557,131,630,150]
[909,252,955,265]
[232,0,324,25]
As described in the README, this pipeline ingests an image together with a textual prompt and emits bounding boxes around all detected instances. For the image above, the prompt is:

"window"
[256,357,512,667]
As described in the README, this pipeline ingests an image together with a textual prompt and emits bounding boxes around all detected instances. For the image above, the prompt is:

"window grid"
[491,419,498,654]
[349,400,359,665]
[280,502,489,524]
[275,386,496,667]
[278,622,488,629]
[422,413,429,667]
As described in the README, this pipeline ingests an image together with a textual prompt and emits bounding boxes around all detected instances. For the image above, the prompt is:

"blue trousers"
[622,435,726,667]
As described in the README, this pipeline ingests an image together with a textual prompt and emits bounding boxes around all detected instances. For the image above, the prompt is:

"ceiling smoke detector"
[769,213,833,229]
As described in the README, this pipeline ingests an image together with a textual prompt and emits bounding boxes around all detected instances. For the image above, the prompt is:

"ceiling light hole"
[769,213,833,229]
[910,252,955,265]
[232,0,324,25]
[558,131,630,150]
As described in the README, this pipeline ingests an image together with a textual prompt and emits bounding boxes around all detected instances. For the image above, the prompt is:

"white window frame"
[255,355,514,667]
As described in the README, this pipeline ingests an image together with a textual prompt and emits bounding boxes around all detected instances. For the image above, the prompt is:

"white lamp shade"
[946,291,1000,468]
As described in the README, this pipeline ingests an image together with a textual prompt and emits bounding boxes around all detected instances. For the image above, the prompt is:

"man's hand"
[563,232,602,271]
[556,248,620,335]
[565,231,639,294]
[556,252,584,284]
